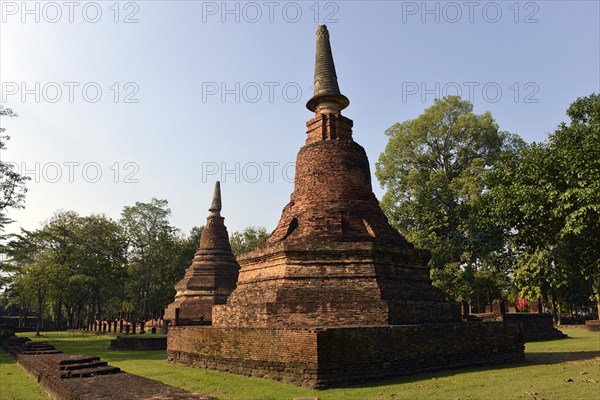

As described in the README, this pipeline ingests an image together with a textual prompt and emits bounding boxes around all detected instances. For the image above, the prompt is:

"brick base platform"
[167,322,525,389]
[109,335,167,350]
[478,313,567,341]
[585,319,600,332]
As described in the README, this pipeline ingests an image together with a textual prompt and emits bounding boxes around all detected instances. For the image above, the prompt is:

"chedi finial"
[306,25,349,114]
[209,181,221,215]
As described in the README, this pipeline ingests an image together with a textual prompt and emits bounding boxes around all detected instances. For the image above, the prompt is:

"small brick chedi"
[164,181,239,325]
[168,25,524,388]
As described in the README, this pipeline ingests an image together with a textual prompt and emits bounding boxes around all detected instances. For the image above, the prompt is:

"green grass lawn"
[0,346,49,400]
[1,327,598,400]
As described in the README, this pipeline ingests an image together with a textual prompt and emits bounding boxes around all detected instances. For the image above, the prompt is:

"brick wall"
[268,121,410,246]
[168,321,524,389]
[213,241,461,327]
[478,313,566,341]
[109,336,167,350]
[585,319,600,331]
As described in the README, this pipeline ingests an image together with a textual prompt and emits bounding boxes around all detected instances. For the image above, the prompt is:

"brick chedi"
[168,26,524,389]
[212,25,459,328]
[164,181,239,325]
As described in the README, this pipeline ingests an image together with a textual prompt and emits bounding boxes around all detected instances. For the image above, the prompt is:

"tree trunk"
[76,305,83,329]
[67,306,74,329]
[36,296,43,336]
[96,295,103,322]
[551,297,558,325]
[140,266,150,334]
[56,300,63,329]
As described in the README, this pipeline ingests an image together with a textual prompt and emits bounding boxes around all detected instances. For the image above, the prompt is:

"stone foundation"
[478,313,566,341]
[585,319,600,332]
[167,322,524,389]
[109,335,167,351]
[0,333,216,400]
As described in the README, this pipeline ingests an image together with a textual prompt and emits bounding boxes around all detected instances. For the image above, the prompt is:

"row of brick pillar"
[460,299,543,317]
[82,320,159,334]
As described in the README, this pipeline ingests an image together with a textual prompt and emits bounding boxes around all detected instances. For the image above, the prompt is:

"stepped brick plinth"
[213,240,459,327]
[168,25,524,389]
[164,182,239,325]
[41,353,121,379]
[18,341,62,355]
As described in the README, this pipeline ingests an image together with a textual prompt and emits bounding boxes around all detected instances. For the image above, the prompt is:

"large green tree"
[120,198,178,327]
[0,106,29,211]
[485,93,600,319]
[376,96,523,304]
[71,214,127,325]
[5,211,127,328]
[229,226,270,257]
[0,214,20,290]
[2,203,203,329]
[0,106,29,293]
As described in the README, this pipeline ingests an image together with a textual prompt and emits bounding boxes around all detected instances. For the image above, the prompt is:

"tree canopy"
[229,226,270,256]
[1,198,267,329]
[376,94,599,319]
[0,106,29,212]
[376,96,523,307]
[484,93,600,318]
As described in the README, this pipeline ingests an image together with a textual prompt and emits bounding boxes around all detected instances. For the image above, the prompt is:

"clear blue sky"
[1,0,599,236]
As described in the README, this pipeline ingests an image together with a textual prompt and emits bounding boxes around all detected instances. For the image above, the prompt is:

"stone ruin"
[164,181,239,326]
[167,25,525,389]
[0,326,214,400]
[477,299,567,341]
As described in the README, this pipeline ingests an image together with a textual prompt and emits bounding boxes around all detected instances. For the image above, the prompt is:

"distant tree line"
[376,94,599,322]
[0,198,269,334]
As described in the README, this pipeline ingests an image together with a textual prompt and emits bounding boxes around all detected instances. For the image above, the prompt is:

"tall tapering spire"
[209,181,221,215]
[306,25,349,113]
[164,180,239,326]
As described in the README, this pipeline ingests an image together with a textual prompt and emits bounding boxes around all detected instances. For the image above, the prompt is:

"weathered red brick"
[165,182,239,326]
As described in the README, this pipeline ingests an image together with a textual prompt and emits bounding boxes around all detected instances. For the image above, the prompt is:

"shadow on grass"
[345,350,599,390]
[0,349,18,365]
[526,350,600,365]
